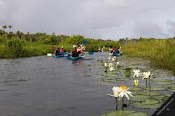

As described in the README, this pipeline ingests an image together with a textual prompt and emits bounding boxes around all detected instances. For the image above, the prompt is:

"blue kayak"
[88,52,94,55]
[66,54,84,61]
[52,55,64,58]
[52,52,69,58]
[112,53,122,56]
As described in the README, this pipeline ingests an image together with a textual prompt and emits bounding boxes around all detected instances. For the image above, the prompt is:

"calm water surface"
[0,53,173,116]
[0,53,116,116]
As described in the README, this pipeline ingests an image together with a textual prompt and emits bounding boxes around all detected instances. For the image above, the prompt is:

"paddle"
[82,40,95,55]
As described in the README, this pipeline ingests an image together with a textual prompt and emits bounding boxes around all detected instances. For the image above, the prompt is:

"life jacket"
[72,49,79,57]
[113,48,119,54]
[55,50,60,55]
[60,48,65,52]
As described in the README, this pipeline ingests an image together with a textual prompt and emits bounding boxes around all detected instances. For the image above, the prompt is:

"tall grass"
[122,39,175,75]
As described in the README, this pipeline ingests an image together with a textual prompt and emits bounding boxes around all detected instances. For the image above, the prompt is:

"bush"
[6,38,25,57]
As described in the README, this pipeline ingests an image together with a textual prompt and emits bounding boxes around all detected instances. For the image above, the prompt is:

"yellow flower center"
[120,85,127,90]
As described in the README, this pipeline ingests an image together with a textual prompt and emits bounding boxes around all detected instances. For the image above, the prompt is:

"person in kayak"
[112,47,120,54]
[98,47,102,52]
[77,44,85,56]
[60,46,66,53]
[109,47,113,53]
[54,48,63,56]
[71,45,79,57]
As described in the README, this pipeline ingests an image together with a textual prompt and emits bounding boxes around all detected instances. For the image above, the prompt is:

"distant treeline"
[0,25,119,58]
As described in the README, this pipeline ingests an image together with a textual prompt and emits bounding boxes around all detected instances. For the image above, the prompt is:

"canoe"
[66,55,84,61]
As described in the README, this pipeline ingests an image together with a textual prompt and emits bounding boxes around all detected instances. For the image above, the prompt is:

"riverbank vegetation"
[1,25,175,75]
[121,38,175,75]
[0,25,119,58]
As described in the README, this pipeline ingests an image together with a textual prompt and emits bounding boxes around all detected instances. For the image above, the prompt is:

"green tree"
[2,25,7,30]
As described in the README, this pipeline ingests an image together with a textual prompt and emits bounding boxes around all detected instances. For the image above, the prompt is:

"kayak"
[66,54,84,61]
[88,52,94,55]
[52,55,64,58]
[50,52,69,58]
[112,53,122,56]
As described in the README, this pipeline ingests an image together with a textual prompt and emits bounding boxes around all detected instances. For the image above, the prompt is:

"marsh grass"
[122,39,175,75]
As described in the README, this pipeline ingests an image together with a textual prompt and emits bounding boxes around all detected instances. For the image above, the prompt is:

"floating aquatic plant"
[107,86,120,110]
[109,67,115,71]
[134,80,139,86]
[107,85,133,110]
[101,110,148,116]
[119,85,133,110]
[131,98,160,109]
[119,85,133,100]
[133,69,141,78]
[142,71,152,87]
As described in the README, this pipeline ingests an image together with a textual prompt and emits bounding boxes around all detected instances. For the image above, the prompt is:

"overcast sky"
[0,0,175,40]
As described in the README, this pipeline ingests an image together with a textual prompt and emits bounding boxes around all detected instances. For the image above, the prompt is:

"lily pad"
[131,102,161,109]
[154,80,175,85]
[101,110,148,116]
[129,87,143,91]
[131,98,161,109]
[144,87,166,91]
[136,91,161,96]
[143,98,159,105]
[124,70,131,77]
[130,95,151,102]
[92,75,106,78]
[153,95,171,102]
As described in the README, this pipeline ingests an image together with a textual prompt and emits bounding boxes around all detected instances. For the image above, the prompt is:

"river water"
[0,52,174,116]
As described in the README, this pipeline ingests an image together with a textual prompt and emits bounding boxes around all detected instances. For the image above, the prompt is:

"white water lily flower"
[116,62,119,66]
[133,69,140,78]
[142,71,152,80]
[109,67,115,71]
[104,63,108,67]
[112,57,116,61]
[118,85,133,100]
[108,63,114,68]
[107,86,120,97]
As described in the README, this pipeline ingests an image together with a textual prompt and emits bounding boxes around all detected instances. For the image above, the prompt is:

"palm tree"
[8,25,13,31]
[2,25,7,30]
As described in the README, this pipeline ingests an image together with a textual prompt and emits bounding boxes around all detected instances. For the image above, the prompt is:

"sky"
[0,0,175,40]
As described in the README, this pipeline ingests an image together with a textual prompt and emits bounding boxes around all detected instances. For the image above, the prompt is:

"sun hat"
[73,45,76,48]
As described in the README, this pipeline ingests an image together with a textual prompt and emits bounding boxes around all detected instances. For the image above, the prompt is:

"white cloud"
[0,0,175,40]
